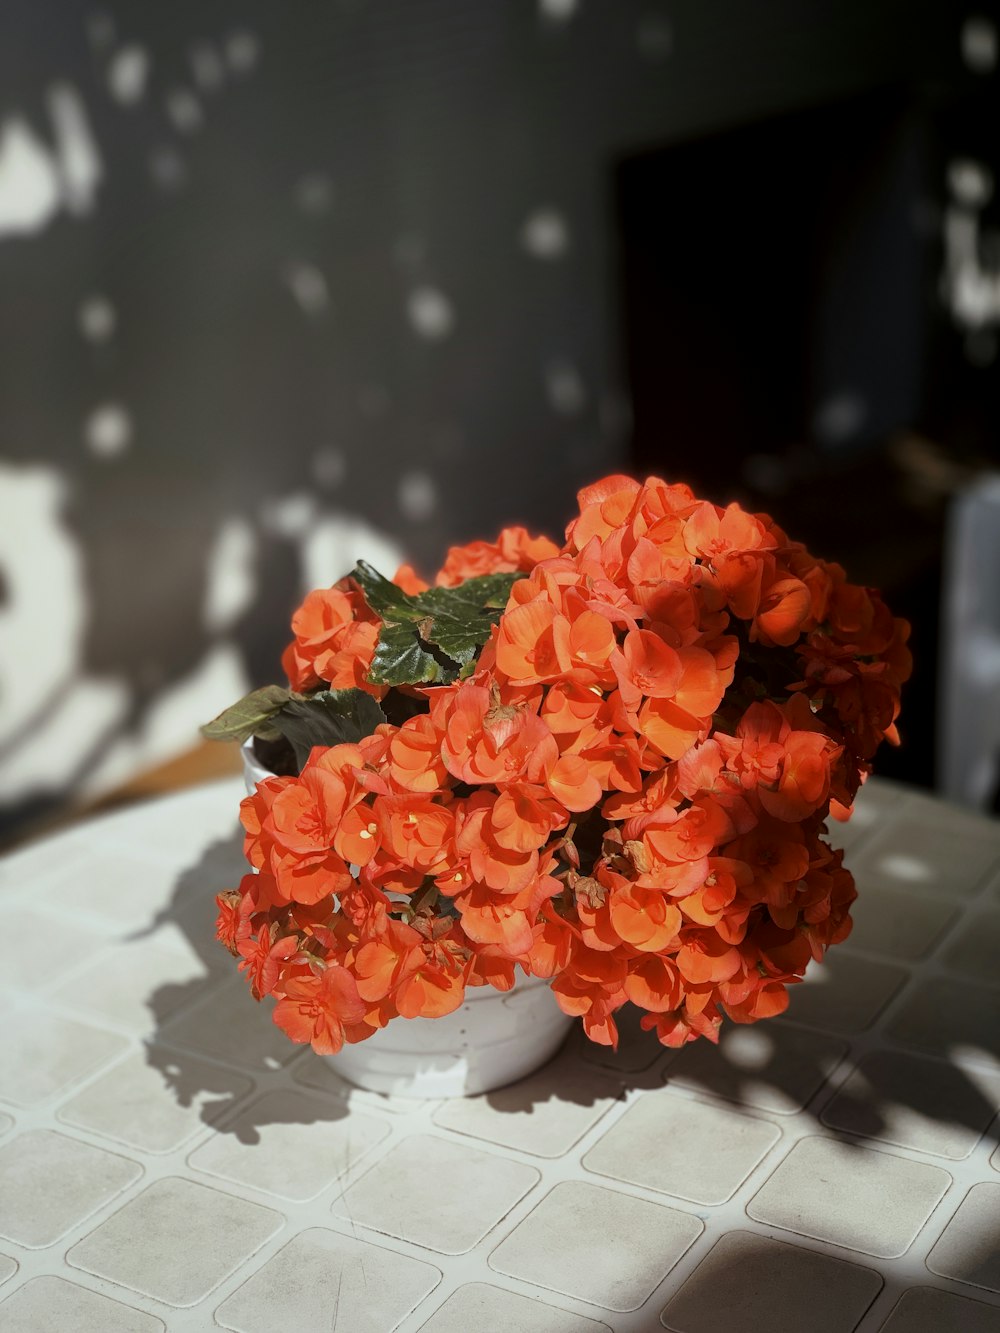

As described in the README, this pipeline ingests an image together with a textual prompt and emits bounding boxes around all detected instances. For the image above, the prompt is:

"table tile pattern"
[926,1182,1000,1293]
[489,1180,703,1312]
[0,1274,167,1332]
[0,776,999,1330]
[659,1231,884,1333]
[0,1129,142,1249]
[581,1089,780,1205]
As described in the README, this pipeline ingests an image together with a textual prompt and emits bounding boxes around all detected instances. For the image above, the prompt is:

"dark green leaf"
[200,685,292,743]
[420,571,523,614]
[350,564,523,686]
[272,689,387,768]
[368,622,449,686]
[349,561,423,622]
[412,575,520,663]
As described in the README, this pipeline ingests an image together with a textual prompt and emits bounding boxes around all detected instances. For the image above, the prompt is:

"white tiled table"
[1,777,1000,1332]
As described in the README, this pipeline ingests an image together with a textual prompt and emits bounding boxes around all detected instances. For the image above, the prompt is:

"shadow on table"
[134,836,1000,1157]
[131,833,350,1141]
[484,994,1000,1161]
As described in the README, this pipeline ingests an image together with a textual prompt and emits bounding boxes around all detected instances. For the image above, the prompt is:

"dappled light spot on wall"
[0,118,62,238]
[69,644,255,800]
[77,295,116,344]
[165,89,203,135]
[139,641,250,761]
[189,41,226,94]
[225,30,261,76]
[202,519,257,634]
[299,515,403,596]
[0,464,130,805]
[261,493,317,541]
[0,86,102,239]
[48,84,102,216]
[107,45,151,107]
[961,15,998,72]
[312,447,347,489]
[283,262,329,317]
[294,172,334,216]
[949,158,994,208]
[538,0,578,26]
[0,465,86,745]
[942,163,1000,332]
[407,286,453,340]
[84,403,132,458]
[520,207,569,260]
[544,357,586,415]
[0,677,129,803]
[813,390,868,447]
[148,146,188,192]
[636,13,674,61]
[398,471,438,523]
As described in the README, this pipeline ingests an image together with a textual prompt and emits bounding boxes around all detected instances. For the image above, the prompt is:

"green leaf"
[428,571,524,613]
[349,561,424,622]
[368,622,449,686]
[350,563,523,686]
[200,685,292,743]
[272,689,387,768]
[412,574,522,663]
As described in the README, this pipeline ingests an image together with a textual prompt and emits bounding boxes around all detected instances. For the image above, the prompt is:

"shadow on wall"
[0,460,402,839]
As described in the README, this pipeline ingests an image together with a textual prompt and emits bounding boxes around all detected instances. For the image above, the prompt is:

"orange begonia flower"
[388,714,449,793]
[281,586,380,693]
[215,468,907,1061]
[437,683,557,787]
[395,966,465,1018]
[262,769,355,904]
[436,525,560,586]
[675,929,743,984]
[752,575,812,647]
[215,886,253,955]
[611,629,683,713]
[495,599,569,684]
[640,1003,723,1047]
[624,955,683,1012]
[237,926,300,1000]
[392,563,430,595]
[374,794,454,874]
[454,883,537,957]
[608,885,682,952]
[272,965,367,1055]
[683,501,768,565]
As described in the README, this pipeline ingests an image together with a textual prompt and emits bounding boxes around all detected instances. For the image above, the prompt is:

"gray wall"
[0,0,963,829]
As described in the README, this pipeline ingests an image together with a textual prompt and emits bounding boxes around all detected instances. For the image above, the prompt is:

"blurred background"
[1,0,998,843]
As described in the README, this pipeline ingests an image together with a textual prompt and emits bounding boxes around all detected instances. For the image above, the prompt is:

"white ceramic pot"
[239,736,575,1097]
[332,975,574,1099]
[241,736,275,794]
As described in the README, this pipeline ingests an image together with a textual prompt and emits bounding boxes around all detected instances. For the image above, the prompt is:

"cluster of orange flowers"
[216,474,910,1055]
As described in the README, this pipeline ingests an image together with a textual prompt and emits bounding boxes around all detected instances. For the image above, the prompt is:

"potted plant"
[203,473,910,1097]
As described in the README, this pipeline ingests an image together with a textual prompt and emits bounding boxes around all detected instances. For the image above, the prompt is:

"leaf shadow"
[132,832,353,1140]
